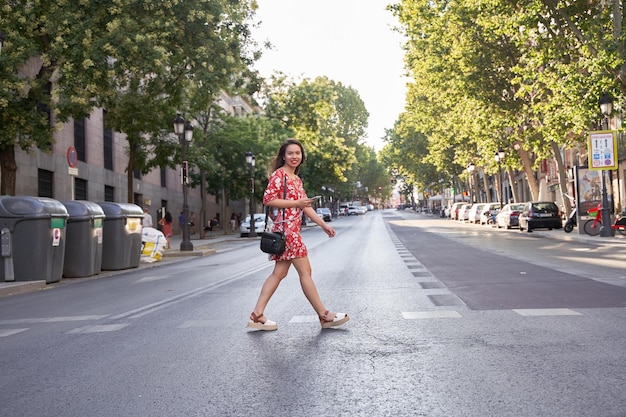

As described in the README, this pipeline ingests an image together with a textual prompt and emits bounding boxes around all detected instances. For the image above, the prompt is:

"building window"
[38,169,53,197]
[160,166,167,187]
[74,178,87,200]
[74,117,86,162]
[104,185,114,202]
[134,168,141,180]
[103,110,113,171]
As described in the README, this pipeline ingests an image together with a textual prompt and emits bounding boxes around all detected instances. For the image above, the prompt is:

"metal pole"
[599,115,615,237]
[180,137,193,250]
[248,163,256,238]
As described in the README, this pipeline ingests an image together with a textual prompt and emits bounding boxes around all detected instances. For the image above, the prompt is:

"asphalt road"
[1,210,626,417]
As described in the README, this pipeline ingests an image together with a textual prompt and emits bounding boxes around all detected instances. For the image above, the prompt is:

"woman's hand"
[294,198,314,209]
[322,224,336,238]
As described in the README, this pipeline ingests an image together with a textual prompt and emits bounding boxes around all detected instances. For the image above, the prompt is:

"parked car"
[239,213,267,237]
[316,207,332,222]
[467,203,485,224]
[457,203,472,222]
[348,206,361,216]
[518,201,562,232]
[450,202,466,220]
[479,203,501,225]
[496,203,525,229]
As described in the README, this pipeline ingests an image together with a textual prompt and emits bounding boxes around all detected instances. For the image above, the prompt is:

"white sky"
[251,0,410,151]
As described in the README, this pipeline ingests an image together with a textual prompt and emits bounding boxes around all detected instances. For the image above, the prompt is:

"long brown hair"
[272,138,306,175]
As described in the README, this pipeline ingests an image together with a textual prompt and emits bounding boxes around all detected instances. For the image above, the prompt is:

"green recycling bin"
[62,201,105,278]
[0,196,69,283]
[97,202,143,270]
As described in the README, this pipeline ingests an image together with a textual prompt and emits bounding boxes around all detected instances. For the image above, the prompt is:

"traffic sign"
[588,130,617,170]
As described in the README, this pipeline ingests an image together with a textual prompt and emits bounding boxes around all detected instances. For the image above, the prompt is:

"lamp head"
[173,114,185,136]
[599,93,614,116]
[184,121,193,142]
[245,150,253,165]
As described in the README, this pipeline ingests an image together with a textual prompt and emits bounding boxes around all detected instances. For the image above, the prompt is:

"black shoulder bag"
[260,176,287,255]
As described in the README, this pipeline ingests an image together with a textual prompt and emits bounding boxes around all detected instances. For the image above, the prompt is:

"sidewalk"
[0,230,247,298]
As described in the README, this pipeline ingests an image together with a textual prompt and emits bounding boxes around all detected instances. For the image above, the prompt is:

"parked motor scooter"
[564,207,577,233]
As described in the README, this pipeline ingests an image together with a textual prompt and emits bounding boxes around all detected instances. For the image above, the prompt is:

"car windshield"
[532,203,557,213]
[245,215,265,222]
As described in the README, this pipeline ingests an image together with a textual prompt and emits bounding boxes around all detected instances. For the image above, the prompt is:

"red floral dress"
[263,168,307,261]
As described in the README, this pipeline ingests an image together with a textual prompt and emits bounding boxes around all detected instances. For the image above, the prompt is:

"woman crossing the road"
[247,138,349,331]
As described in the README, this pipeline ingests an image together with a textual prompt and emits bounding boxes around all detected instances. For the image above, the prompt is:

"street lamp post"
[467,163,475,203]
[245,150,257,238]
[494,149,505,209]
[174,114,194,251]
[599,93,615,237]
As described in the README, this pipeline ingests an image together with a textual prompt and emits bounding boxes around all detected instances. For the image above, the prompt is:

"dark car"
[518,201,562,232]
[316,208,332,222]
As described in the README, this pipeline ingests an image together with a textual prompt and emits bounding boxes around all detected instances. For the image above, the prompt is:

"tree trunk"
[551,141,572,216]
[480,167,492,203]
[507,168,520,203]
[199,170,207,239]
[0,146,17,196]
[127,143,135,203]
[516,145,540,200]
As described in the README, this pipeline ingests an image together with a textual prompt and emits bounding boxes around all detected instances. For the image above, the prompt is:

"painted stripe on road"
[0,315,109,325]
[0,328,28,337]
[402,311,462,319]
[513,308,582,316]
[66,324,130,334]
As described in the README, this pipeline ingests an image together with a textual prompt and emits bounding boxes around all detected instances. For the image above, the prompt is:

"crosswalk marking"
[513,308,581,316]
[66,324,130,334]
[289,315,318,323]
[402,311,463,319]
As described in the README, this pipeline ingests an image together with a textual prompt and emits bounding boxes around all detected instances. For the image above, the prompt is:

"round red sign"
[67,147,78,168]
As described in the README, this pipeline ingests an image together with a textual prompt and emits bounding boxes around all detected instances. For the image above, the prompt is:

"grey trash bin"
[62,201,105,278]
[0,196,69,283]
[97,202,143,270]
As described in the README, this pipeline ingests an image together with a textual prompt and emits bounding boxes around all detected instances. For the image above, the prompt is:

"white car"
[347,206,361,215]
[239,213,267,237]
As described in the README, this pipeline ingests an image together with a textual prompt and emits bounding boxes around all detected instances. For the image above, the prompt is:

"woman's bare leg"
[291,257,328,316]
[251,260,291,318]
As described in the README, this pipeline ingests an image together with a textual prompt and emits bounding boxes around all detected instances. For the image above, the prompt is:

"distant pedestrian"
[178,211,184,237]
[158,211,173,249]
[190,212,197,235]
[142,207,153,228]
[230,213,236,232]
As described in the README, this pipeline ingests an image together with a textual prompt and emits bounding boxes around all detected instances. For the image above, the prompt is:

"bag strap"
[264,174,287,231]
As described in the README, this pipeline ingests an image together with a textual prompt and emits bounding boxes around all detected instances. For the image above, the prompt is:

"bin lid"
[0,196,69,218]
[96,202,143,219]
[62,200,106,221]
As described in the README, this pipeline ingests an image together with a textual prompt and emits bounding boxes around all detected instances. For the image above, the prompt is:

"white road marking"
[402,311,463,319]
[66,324,130,334]
[513,308,581,316]
[289,315,318,323]
[0,315,108,325]
[0,328,29,337]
